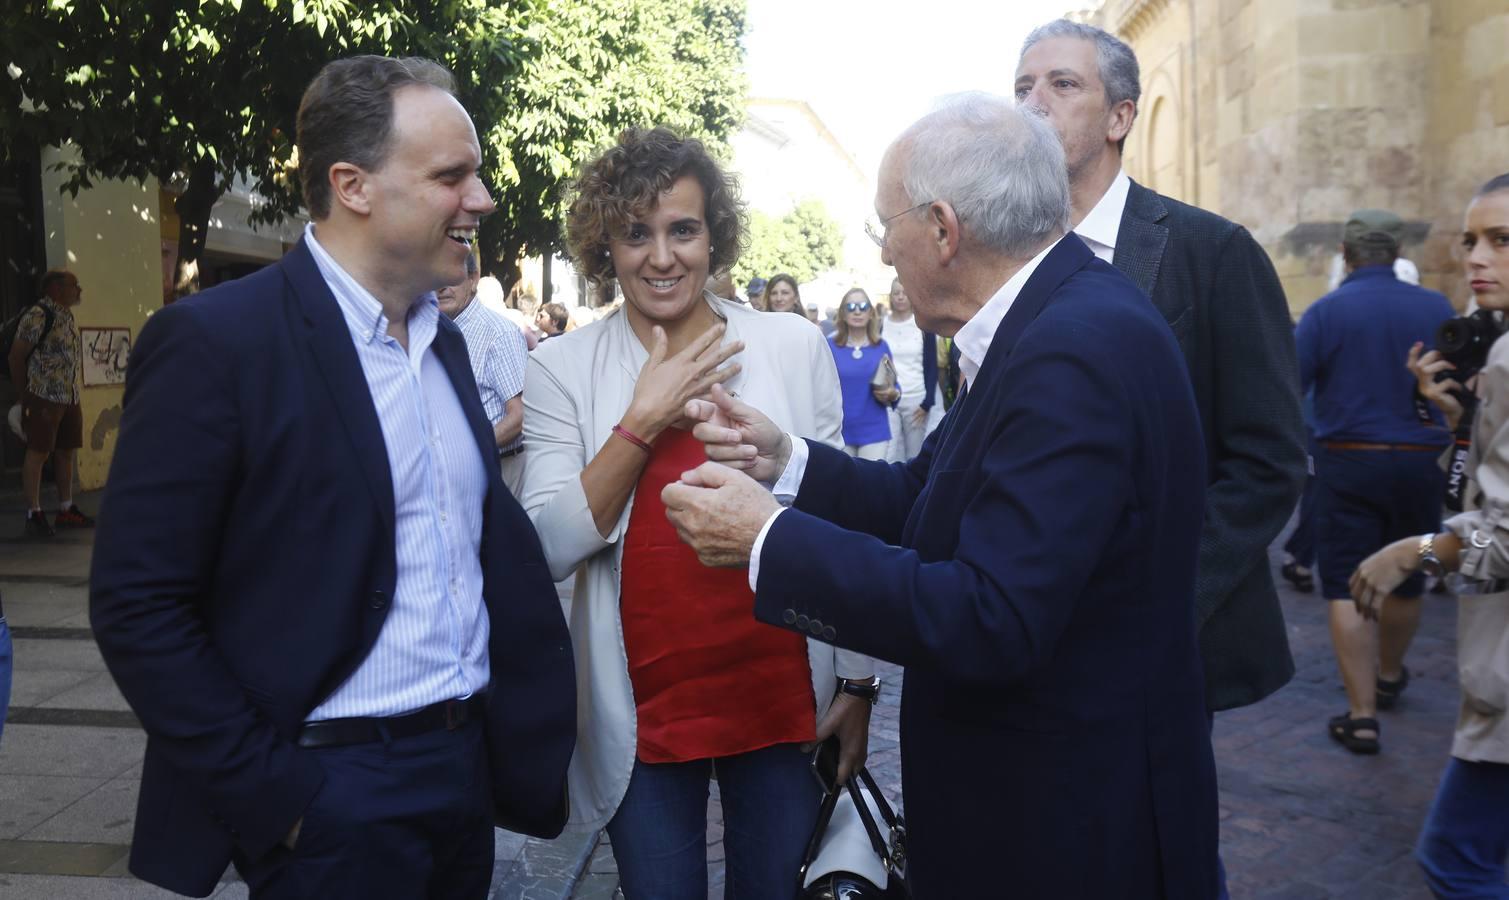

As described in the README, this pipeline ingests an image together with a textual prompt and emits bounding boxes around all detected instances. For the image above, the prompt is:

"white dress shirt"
[1072,169,1130,264]
[749,236,1069,590]
[304,224,491,721]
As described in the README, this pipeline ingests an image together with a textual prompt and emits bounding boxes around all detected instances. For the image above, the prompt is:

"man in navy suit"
[663,95,1219,897]
[89,57,574,899]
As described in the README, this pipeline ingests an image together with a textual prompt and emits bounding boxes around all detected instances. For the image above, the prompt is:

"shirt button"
[370,590,387,609]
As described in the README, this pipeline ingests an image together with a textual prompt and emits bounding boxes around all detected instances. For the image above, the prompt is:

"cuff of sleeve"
[747,507,787,593]
[770,435,808,505]
[1446,509,1500,581]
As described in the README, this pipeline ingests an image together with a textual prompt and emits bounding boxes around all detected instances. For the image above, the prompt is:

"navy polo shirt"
[1297,265,1456,445]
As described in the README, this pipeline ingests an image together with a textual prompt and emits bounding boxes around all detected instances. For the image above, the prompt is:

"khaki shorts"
[22,394,82,453]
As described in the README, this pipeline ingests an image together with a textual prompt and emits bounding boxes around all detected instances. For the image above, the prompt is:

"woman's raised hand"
[624,324,743,440]
[1408,342,1468,432]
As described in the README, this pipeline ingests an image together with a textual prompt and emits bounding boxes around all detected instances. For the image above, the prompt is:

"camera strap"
[1444,395,1479,513]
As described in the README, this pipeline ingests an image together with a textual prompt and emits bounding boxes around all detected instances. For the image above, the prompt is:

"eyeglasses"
[844,301,872,313]
[865,200,934,248]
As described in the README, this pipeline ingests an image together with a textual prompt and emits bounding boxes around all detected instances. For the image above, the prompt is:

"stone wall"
[1099,0,1501,313]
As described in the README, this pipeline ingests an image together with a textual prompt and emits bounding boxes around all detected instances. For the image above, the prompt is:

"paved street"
[0,497,1470,898]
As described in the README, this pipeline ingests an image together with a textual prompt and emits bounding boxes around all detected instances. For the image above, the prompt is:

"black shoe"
[24,510,55,538]
[54,504,95,528]
[1376,668,1410,711]
[1281,560,1315,592]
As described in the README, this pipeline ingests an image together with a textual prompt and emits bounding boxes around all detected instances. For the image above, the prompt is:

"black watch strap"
[838,676,881,704]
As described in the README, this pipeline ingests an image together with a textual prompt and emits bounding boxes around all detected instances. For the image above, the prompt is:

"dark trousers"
[232,719,494,900]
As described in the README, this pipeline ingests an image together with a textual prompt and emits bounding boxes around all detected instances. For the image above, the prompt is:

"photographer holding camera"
[1352,175,1509,897]
[1297,209,1457,756]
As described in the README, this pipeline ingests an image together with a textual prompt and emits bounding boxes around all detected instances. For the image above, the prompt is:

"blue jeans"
[606,743,820,900]
[1417,757,1509,898]
[0,612,11,748]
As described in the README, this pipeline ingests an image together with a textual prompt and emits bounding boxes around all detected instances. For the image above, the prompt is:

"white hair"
[894,93,1070,258]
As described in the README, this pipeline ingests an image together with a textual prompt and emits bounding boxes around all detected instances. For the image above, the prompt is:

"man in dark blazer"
[89,57,574,899]
[664,96,1218,898]
[1016,20,1306,713]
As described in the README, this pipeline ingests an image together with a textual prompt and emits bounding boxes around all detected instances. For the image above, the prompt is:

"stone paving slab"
[0,872,246,899]
[0,775,108,840]
[0,725,143,780]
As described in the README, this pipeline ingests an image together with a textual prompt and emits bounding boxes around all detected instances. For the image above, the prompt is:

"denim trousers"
[1417,757,1509,898]
[606,742,820,900]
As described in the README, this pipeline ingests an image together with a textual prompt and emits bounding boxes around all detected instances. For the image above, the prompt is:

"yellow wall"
[40,146,162,490]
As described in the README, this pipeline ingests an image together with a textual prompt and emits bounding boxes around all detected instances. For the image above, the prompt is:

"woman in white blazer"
[521,128,876,899]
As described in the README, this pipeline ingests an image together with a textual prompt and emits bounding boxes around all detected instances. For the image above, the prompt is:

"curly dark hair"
[564,127,746,286]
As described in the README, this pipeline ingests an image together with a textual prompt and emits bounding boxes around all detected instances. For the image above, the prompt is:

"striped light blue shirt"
[303,225,491,721]
[452,298,528,453]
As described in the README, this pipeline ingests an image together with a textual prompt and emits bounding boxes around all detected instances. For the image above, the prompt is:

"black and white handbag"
[798,767,910,899]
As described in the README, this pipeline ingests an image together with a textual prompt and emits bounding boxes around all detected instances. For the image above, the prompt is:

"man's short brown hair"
[296,55,456,219]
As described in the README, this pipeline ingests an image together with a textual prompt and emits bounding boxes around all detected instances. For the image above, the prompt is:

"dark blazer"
[757,236,1218,898]
[1115,180,1306,711]
[89,239,576,898]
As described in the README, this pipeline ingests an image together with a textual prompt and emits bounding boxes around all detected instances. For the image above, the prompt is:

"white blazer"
[522,293,875,830]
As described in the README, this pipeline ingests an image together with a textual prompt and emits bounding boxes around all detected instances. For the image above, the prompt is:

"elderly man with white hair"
[662,94,1219,897]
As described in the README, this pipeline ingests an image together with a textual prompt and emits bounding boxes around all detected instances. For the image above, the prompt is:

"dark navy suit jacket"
[89,239,575,897]
[756,236,1218,898]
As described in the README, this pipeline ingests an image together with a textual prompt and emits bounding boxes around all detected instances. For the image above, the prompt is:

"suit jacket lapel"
[284,239,396,532]
[1113,180,1169,305]
[933,235,1096,463]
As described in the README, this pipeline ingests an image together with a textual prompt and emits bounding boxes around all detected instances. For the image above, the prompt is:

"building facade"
[1084,0,1509,311]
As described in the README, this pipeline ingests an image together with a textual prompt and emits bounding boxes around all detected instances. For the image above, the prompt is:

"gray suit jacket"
[1115,179,1306,711]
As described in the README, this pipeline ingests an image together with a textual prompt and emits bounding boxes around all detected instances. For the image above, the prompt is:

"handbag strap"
[797,778,845,881]
[857,767,901,831]
[845,777,894,867]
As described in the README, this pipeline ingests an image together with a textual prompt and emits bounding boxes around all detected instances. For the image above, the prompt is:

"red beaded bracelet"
[612,423,653,453]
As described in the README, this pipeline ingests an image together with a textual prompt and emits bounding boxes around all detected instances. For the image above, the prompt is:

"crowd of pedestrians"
[0,11,1492,900]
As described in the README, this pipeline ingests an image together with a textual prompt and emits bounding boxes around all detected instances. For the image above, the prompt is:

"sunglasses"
[844,301,872,313]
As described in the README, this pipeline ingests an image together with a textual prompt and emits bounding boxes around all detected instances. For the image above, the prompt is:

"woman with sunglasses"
[829,288,899,459]
[522,127,876,899]
[1352,174,1509,898]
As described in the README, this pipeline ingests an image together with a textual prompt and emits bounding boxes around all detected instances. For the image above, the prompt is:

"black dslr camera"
[1435,309,1501,382]
[1430,310,1505,510]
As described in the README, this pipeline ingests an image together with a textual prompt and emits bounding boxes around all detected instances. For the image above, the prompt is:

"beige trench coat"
[1443,335,1509,764]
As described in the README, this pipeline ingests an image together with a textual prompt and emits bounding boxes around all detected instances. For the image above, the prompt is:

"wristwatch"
[1417,533,1445,579]
[838,675,881,705]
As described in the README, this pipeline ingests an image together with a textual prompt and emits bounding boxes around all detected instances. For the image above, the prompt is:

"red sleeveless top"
[619,426,815,763]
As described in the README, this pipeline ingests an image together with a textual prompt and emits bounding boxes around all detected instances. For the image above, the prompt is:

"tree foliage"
[475,0,746,290]
[0,0,747,295]
[733,199,844,289]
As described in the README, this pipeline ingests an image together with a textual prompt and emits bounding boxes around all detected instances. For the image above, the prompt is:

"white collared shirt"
[952,237,1062,389]
[1072,169,1130,264]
